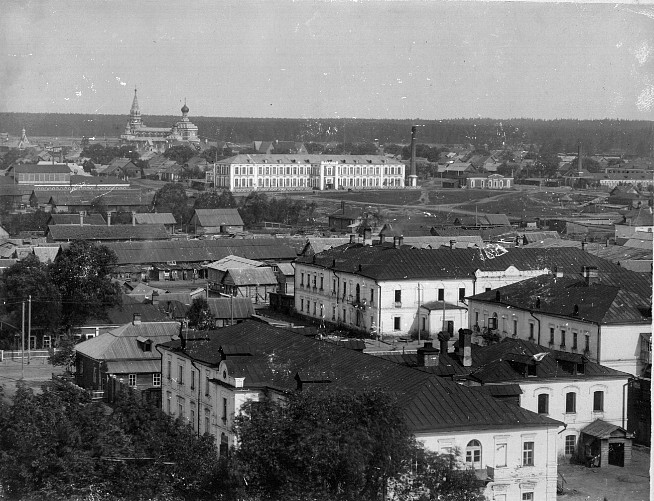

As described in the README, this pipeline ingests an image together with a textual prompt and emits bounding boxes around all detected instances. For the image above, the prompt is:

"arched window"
[465,440,482,469]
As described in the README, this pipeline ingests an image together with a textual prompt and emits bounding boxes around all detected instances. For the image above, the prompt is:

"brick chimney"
[132,313,142,325]
[393,236,399,248]
[582,266,599,285]
[363,227,372,246]
[379,234,385,245]
[398,235,404,247]
[417,341,439,367]
[79,212,84,226]
[349,234,356,244]
[458,328,472,367]
[449,239,455,249]
[438,330,450,355]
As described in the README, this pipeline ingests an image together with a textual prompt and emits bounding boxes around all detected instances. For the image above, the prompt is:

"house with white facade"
[205,154,405,192]
[466,266,652,377]
[159,319,563,501]
[294,239,630,338]
[376,335,634,466]
[466,173,514,189]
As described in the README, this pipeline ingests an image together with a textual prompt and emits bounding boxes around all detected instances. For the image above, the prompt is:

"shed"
[579,419,634,467]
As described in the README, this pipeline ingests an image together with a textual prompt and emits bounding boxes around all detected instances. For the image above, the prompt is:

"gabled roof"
[581,419,629,439]
[133,212,177,225]
[9,164,71,174]
[75,321,180,362]
[469,270,652,325]
[45,189,153,207]
[83,295,170,326]
[206,297,254,319]
[32,246,60,262]
[191,208,244,227]
[47,213,106,225]
[224,267,277,286]
[161,320,561,433]
[47,224,170,242]
[105,238,297,265]
[206,254,266,271]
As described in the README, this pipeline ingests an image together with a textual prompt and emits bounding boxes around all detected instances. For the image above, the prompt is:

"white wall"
[518,377,629,456]
[416,426,559,501]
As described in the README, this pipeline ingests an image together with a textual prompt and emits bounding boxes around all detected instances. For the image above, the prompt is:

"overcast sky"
[1,1,653,120]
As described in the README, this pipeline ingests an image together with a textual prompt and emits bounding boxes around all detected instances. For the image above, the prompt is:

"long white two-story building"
[294,238,629,339]
[206,154,406,192]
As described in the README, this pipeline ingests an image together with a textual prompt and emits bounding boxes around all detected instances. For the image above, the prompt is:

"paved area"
[0,358,65,400]
[558,445,651,501]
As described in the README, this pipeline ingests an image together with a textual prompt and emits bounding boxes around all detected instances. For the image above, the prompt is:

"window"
[565,435,576,455]
[128,374,136,387]
[529,323,534,340]
[300,299,304,312]
[565,392,576,413]
[585,334,590,353]
[549,327,555,344]
[320,276,324,290]
[300,272,304,286]
[178,365,184,385]
[495,442,507,467]
[190,408,196,430]
[177,397,185,419]
[152,373,161,387]
[370,288,374,304]
[394,317,401,330]
[333,278,337,293]
[166,392,171,414]
[522,441,534,466]
[561,329,566,347]
[167,360,172,380]
[394,289,401,303]
[191,370,195,390]
[537,393,549,415]
[465,440,482,469]
[42,335,51,349]
[204,408,210,434]
[459,288,466,302]
[222,397,228,423]
[205,375,210,396]
[573,332,578,350]
[522,493,534,501]
[438,288,444,301]
[593,391,604,412]
[513,319,518,335]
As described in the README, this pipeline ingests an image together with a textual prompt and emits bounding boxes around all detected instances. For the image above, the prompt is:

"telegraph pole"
[28,295,31,364]
[21,301,25,379]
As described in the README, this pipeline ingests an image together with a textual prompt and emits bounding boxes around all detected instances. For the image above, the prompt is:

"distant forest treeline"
[1,113,652,155]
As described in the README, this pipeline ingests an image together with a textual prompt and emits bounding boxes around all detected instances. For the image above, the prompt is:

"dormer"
[505,353,538,377]
[555,352,586,375]
[136,336,152,352]
[294,370,332,391]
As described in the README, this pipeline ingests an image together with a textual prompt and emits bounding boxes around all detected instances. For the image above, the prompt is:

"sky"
[1,0,653,121]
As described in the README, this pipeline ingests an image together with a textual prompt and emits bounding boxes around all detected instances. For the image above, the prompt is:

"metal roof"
[206,255,266,271]
[105,359,160,374]
[191,209,244,227]
[220,154,403,165]
[47,224,170,242]
[224,267,278,286]
[298,245,631,282]
[160,320,561,433]
[47,213,107,225]
[469,271,652,325]
[206,297,254,319]
[134,213,177,225]
[104,238,297,265]
[75,321,180,361]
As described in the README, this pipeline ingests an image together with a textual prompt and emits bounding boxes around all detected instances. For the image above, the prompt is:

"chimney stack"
[152,290,159,306]
[132,211,136,226]
[107,212,111,226]
[363,227,372,246]
[349,234,356,244]
[581,241,587,252]
[417,341,439,367]
[449,239,455,249]
[132,313,142,325]
[379,234,385,245]
[393,236,399,248]
[578,143,582,172]
[398,235,404,247]
[458,328,473,367]
[438,330,450,355]
[80,212,84,226]
[582,266,599,285]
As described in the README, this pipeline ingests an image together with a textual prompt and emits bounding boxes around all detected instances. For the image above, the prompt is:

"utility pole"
[28,295,31,364]
[417,283,421,342]
[21,301,25,379]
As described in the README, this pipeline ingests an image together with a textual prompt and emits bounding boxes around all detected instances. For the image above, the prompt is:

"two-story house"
[159,319,563,501]
[466,266,652,377]
[294,239,626,338]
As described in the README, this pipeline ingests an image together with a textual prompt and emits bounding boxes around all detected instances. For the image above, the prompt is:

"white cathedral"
[119,89,200,153]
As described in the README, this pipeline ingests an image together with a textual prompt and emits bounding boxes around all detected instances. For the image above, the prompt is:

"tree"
[239,191,269,227]
[233,389,416,501]
[195,190,237,209]
[0,380,219,500]
[153,183,190,225]
[2,255,62,334]
[82,159,96,175]
[49,240,122,330]
[187,297,215,331]
[163,145,196,165]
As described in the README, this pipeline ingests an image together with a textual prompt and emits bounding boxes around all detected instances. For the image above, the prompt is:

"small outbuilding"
[579,419,634,467]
